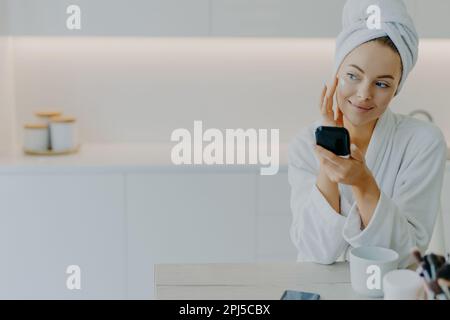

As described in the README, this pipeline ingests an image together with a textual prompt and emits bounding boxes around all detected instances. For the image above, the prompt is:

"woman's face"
[336,41,402,127]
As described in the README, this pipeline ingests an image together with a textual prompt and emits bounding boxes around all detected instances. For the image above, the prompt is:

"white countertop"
[154,262,370,300]
[0,143,289,174]
[0,143,448,174]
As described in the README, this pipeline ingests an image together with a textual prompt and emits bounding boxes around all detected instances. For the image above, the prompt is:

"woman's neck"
[344,118,378,155]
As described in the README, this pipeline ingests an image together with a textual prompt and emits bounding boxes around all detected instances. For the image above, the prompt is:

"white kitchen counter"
[154,262,371,300]
[0,143,289,174]
[0,141,447,299]
[0,143,448,174]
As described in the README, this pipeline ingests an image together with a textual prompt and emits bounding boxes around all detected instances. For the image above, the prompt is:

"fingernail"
[351,144,357,150]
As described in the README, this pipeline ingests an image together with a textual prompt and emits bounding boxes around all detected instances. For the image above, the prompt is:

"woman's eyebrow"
[376,74,395,80]
[348,64,395,80]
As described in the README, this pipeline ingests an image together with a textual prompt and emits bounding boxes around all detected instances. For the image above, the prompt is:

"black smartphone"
[315,126,350,157]
[280,290,320,300]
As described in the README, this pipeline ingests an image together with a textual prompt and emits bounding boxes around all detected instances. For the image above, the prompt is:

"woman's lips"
[349,100,374,112]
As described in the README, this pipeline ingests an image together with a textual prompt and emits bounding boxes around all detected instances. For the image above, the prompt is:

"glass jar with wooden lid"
[49,116,78,152]
[35,111,62,125]
[23,123,50,152]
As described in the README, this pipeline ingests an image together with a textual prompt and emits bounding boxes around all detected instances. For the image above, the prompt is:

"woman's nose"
[356,82,372,100]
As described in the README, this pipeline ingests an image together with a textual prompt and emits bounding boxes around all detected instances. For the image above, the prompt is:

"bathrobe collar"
[364,108,396,178]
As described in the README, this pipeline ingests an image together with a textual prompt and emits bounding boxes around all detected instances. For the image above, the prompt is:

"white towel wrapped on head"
[334,0,419,94]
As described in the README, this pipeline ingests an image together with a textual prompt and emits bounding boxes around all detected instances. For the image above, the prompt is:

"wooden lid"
[24,123,48,129]
[49,116,76,123]
[35,111,62,117]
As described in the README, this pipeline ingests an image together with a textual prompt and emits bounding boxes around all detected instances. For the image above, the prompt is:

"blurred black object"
[411,248,450,300]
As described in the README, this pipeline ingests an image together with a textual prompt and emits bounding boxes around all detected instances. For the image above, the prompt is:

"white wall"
[393,40,450,140]
[0,36,15,155]
[0,1,15,155]
[10,37,450,146]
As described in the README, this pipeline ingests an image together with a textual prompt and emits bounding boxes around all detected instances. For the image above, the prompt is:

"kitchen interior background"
[0,0,450,300]
[1,0,450,155]
[3,38,450,150]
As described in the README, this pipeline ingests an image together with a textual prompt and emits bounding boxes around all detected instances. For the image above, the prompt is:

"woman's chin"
[344,113,374,127]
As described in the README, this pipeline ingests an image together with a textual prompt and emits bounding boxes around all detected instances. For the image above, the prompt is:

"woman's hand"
[314,143,369,186]
[314,143,380,227]
[315,76,381,225]
[320,76,344,127]
[317,77,344,178]
[314,76,346,214]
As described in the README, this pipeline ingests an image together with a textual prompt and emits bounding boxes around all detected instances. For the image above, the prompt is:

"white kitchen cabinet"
[211,0,346,37]
[126,172,257,299]
[257,170,290,217]
[210,0,422,38]
[5,0,209,36]
[0,159,446,299]
[257,214,297,262]
[0,174,126,299]
[256,171,297,261]
[2,0,445,38]
[210,0,421,38]
[415,0,450,38]
[0,0,8,35]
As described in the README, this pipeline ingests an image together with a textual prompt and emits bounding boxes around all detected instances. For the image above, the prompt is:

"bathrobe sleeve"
[288,131,349,264]
[342,126,447,268]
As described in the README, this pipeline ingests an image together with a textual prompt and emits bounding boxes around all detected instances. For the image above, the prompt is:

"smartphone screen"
[315,126,351,156]
[280,290,320,300]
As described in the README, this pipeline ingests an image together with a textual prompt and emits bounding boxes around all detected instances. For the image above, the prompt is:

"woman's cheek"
[337,78,352,107]
[336,89,345,111]
[338,78,354,96]
[339,78,347,90]
[374,90,394,112]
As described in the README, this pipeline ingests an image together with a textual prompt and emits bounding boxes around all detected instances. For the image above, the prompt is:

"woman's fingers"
[321,157,343,183]
[319,76,340,126]
[327,76,338,99]
[322,160,341,181]
[335,104,344,126]
[314,145,344,166]
[325,76,339,113]
[319,84,327,114]
[321,96,328,116]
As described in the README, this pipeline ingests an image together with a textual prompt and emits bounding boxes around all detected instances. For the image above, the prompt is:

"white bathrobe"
[288,109,447,268]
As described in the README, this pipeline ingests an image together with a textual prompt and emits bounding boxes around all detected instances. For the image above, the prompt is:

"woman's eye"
[347,73,357,80]
[376,82,390,88]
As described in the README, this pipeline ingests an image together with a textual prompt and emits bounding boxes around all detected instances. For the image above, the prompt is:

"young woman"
[288,0,447,268]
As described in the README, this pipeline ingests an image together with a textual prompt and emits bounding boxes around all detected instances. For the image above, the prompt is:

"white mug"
[383,269,423,300]
[349,246,399,298]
